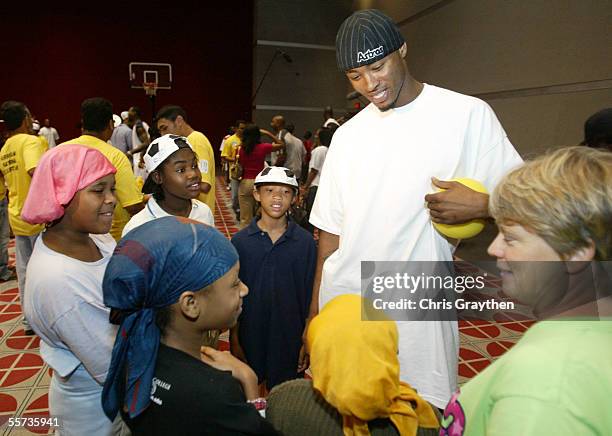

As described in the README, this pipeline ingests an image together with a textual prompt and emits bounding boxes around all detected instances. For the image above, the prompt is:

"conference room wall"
[372,0,611,155]
[252,0,353,135]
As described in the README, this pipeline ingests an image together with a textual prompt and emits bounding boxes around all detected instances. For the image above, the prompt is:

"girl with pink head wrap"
[21,144,128,434]
[22,144,116,225]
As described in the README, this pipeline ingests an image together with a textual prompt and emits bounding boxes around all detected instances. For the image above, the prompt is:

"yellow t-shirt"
[187,131,216,214]
[0,134,45,236]
[38,135,49,152]
[60,135,143,240]
[221,133,241,161]
[0,173,5,200]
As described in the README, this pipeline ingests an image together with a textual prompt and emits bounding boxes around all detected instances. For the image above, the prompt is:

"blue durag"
[101,216,238,419]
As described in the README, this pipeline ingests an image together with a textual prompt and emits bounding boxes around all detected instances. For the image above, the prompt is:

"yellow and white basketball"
[432,178,488,240]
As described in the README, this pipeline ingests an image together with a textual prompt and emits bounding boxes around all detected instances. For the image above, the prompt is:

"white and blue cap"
[143,134,193,173]
[336,9,404,71]
[142,134,194,193]
[254,166,299,190]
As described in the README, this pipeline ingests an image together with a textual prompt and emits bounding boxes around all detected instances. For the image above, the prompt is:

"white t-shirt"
[38,126,59,148]
[24,233,116,381]
[132,121,150,179]
[323,118,340,128]
[24,234,119,436]
[308,145,328,187]
[281,131,306,179]
[310,84,523,408]
[122,196,214,237]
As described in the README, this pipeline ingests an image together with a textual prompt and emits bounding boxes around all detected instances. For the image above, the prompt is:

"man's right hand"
[297,344,310,373]
[301,314,315,346]
[201,346,258,400]
[298,314,316,372]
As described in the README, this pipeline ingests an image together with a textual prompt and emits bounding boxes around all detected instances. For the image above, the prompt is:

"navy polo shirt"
[231,217,316,389]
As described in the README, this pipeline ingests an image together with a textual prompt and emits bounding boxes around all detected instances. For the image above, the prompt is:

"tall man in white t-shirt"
[127,106,150,179]
[307,9,523,409]
[38,118,59,148]
[271,115,306,179]
[301,126,333,233]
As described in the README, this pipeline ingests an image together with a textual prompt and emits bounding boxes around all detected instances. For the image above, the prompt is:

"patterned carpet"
[0,176,534,434]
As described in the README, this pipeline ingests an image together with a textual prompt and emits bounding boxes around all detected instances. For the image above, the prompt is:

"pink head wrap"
[22,144,117,224]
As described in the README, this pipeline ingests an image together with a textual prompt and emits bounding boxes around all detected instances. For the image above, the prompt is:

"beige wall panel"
[489,89,612,157]
[399,0,611,94]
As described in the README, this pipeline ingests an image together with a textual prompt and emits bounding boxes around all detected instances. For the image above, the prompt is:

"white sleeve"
[53,128,59,140]
[122,216,137,237]
[122,208,150,237]
[53,301,117,384]
[309,148,324,172]
[309,136,344,235]
[464,100,523,192]
[201,205,215,226]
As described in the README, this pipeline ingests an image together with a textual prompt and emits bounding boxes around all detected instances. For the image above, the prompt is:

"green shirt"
[441,321,612,435]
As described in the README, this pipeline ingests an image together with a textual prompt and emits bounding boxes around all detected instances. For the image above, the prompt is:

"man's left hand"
[297,344,309,373]
[425,177,489,224]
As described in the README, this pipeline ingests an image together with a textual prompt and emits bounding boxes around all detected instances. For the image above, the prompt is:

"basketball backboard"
[129,62,172,89]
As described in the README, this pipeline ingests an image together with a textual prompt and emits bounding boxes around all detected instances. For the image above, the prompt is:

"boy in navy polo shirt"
[230,167,316,390]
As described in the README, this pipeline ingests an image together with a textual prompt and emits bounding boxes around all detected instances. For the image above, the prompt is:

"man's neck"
[82,130,106,141]
[393,76,424,108]
[183,125,194,137]
[8,127,29,137]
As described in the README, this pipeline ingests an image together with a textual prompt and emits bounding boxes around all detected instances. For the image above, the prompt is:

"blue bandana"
[101,216,238,419]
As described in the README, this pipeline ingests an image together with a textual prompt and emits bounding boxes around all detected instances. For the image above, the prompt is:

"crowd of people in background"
[0,94,347,434]
[0,7,610,436]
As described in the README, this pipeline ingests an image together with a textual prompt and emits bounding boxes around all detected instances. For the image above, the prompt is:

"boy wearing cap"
[156,105,216,214]
[308,9,523,408]
[230,167,316,391]
[122,134,214,236]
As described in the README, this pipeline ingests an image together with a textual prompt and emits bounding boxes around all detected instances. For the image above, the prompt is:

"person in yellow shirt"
[0,173,16,283]
[156,105,216,214]
[0,101,45,334]
[222,120,245,216]
[61,98,144,240]
[221,121,244,168]
[30,121,49,152]
[37,135,49,152]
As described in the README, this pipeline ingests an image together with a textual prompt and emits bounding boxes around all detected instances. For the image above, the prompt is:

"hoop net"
[143,82,158,97]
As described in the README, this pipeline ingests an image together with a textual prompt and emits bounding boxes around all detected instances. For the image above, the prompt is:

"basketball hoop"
[143,82,158,97]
